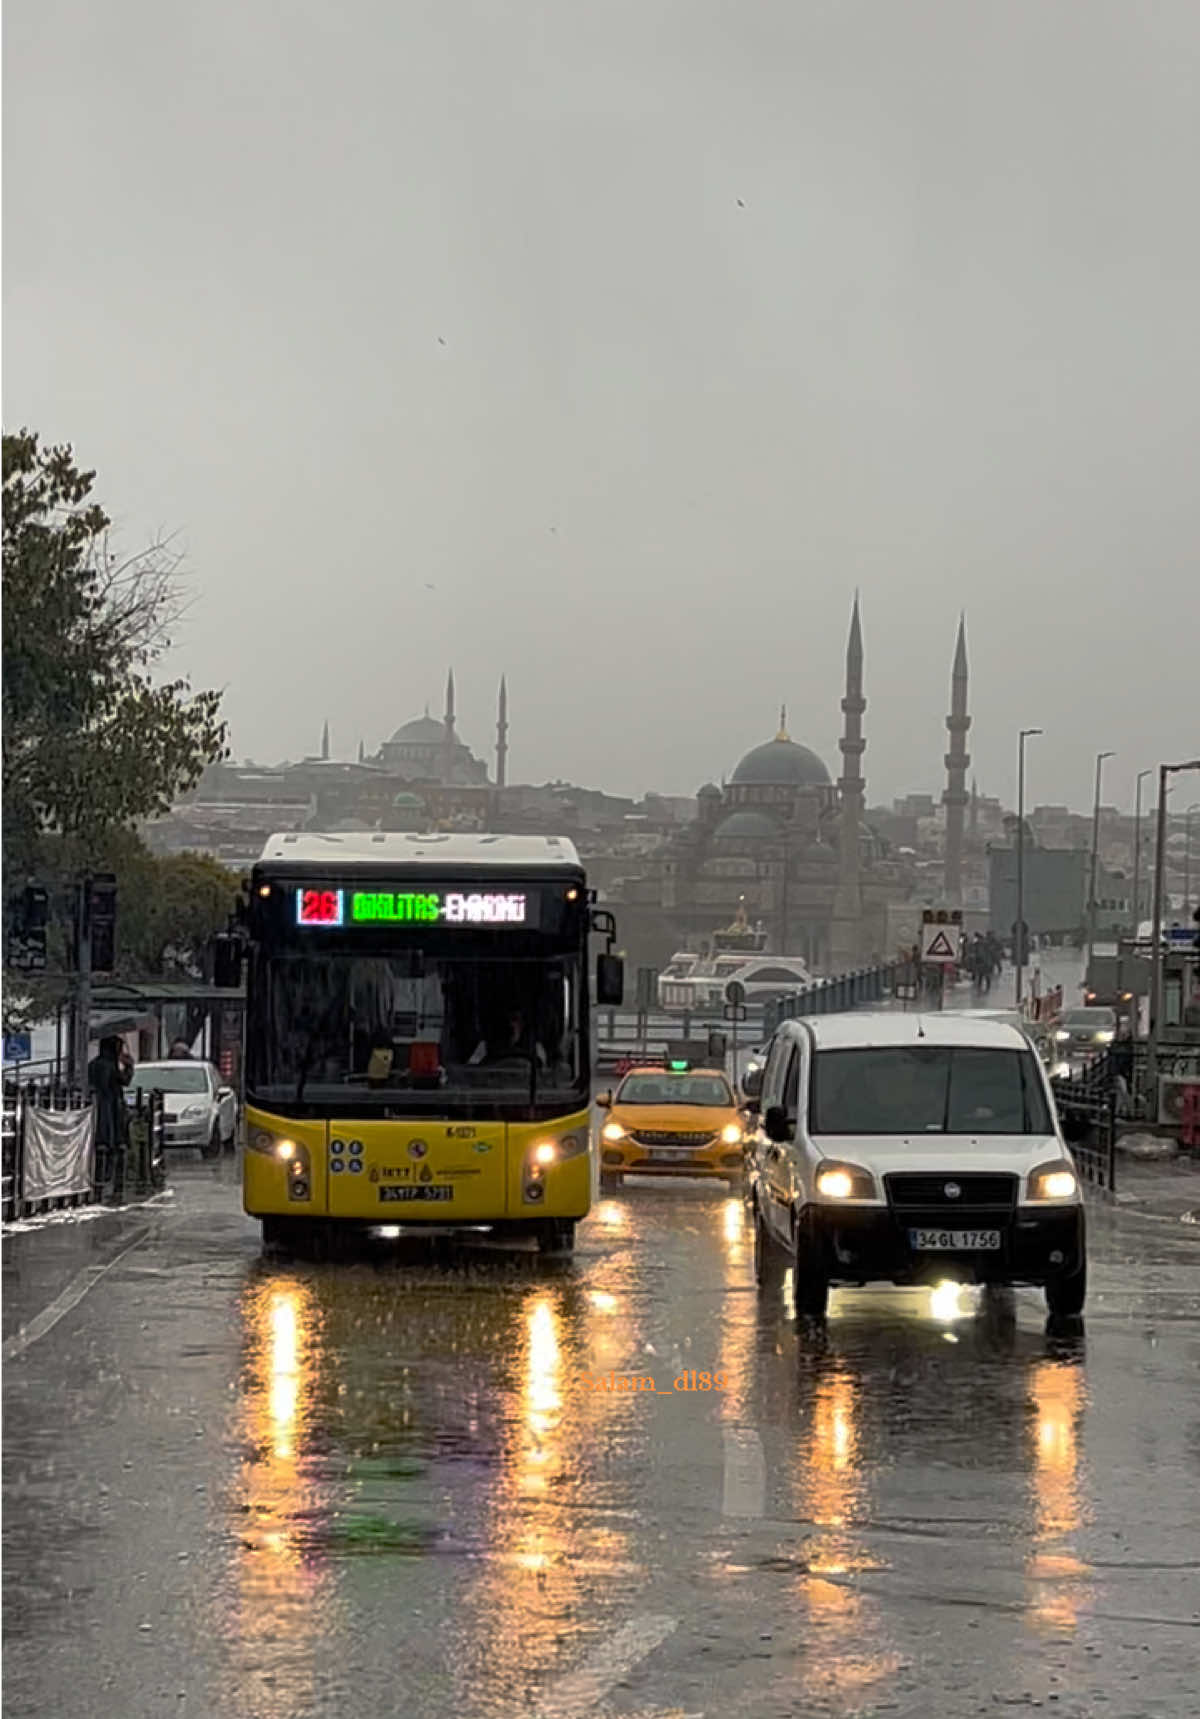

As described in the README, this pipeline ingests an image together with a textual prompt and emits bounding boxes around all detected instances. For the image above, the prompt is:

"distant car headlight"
[815,1161,875,1200]
[180,1103,207,1120]
[1029,1161,1079,1201]
[720,1123,743,1145]
[1054,1029,1070,1042]
[1050,1061,1072,1080]
[602,1121,626,1143]
[1094,1030,1114,1043]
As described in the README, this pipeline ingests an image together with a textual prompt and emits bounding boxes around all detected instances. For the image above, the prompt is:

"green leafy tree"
[3,431,229,1023]
[2,430,227,871]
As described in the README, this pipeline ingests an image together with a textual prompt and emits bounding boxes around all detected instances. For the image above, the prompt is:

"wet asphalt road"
[4,1148,1199,1719]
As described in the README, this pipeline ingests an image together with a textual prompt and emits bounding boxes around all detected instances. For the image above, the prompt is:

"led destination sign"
[296,887,532,928]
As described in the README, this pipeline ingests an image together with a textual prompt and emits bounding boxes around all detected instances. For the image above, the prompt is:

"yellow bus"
[222,834,623,1257]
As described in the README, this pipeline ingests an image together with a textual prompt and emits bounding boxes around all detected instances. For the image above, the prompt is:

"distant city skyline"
[5,2,1196,817]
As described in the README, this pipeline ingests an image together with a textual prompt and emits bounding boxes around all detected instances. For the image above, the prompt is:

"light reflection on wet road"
[3,1160,1198,1719]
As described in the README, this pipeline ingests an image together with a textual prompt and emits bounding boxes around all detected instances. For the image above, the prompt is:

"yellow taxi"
[596,1063,748,1187]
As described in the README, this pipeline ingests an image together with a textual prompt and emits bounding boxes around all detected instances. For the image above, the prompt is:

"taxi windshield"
[616,1073,733,1106]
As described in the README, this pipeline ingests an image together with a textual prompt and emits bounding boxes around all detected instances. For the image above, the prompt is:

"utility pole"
[70,876,92,1091]
[1015,728,1042,1009]
[1147,759,1200,1100]
[1184,804,1200,918]
[1131,768,1152,934]
[1085,750,1114,978]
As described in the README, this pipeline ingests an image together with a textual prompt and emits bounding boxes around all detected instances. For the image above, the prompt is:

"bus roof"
[256,832,583,869]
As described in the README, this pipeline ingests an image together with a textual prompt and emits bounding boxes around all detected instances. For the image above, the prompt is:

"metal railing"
[764,962,902,1033]
[2,1081,166,1222]
[1050,1067,1118,1197]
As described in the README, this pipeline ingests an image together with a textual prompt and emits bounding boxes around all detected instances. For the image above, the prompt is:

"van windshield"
[810,1046,1051,1135]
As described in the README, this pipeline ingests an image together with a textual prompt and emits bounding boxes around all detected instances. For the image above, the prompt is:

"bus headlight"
[274,1138,298,1161]
[533,1141,558,1167]
[524,1133,586,1201]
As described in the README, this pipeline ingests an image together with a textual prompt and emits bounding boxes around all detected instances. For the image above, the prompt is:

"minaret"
[942,616,971,907]
[969,773,979,840]
[830,596,866,970]
[357,738,365,764]
[320,719,330,761]
[495,675,509,789]
[441,668,456,785]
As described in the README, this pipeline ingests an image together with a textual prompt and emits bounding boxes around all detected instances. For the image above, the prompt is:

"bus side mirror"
[212,935,243,989]
[596,953,624,1007]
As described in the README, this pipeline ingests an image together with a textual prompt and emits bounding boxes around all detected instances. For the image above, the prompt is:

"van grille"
[885,1173,1017,1212]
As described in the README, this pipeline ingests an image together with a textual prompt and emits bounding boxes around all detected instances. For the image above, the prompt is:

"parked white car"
[125,1061,238,1159]
[745,1012,1087,1322]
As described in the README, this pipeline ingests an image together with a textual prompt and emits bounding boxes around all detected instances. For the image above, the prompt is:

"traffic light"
[89,874,118,973]
[7,886,49,971]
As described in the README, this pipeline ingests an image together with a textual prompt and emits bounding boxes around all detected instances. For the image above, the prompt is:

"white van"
[744,1012,1086,1320]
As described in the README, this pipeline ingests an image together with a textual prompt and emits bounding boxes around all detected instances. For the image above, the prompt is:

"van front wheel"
[793,1214,829,1319]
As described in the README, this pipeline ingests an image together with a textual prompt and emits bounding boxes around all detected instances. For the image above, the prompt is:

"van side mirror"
[764,1104,790,1144]
[212,934,243,990]
[742,1095,760,1118]
[596,953,624,1007]
[741,1064,763,1100]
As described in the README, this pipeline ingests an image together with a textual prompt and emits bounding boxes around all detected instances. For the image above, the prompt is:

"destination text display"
[295,887,533,928]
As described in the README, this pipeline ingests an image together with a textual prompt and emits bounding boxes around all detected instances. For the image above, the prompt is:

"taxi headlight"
[1029,1162,1078,1201]
[815,1161,875,1200]
[720,1123,743,1145]
[602,1121,626,1143]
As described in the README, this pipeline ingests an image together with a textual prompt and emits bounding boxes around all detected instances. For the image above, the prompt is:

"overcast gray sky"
[5,1,1198,810]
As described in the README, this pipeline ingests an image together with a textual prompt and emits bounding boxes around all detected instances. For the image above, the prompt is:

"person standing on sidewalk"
[88,1035,132,1196]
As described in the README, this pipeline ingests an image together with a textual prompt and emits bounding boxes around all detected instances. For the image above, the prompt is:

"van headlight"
[1028,1161,1078,1201]
[815,1161,875,1200]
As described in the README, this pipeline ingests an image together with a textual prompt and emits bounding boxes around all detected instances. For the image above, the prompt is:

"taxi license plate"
[910,1228,1001,1251]
[650,1150,691,1163]
[380,1186,453,1203]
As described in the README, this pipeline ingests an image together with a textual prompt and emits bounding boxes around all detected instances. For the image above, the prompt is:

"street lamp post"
[1015,727,1042,1010]
[1085,749,1115,978]
[1131,768,1153,933]
[1147,759,1200,1100]
[1184,804,1200,919]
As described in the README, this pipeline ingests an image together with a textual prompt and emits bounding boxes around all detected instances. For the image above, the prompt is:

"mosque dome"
[713,809,782,842]
[388,714,446,745]
[730,736,830,789]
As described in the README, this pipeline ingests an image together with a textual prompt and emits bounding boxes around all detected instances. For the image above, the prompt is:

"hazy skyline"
[5,1,1198,812]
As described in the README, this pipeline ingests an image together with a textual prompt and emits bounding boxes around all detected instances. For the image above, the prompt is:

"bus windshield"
[246,948,584,1111]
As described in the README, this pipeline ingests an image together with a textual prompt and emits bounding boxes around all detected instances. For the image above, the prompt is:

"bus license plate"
[380,1186,453,1203]
[910,1228,1000,1251]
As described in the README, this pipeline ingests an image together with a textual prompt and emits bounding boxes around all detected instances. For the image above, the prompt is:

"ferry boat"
[656,903,816,1013]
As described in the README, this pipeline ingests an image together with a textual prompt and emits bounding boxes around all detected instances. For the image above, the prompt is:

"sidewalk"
[1111,1150,1200,1225]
